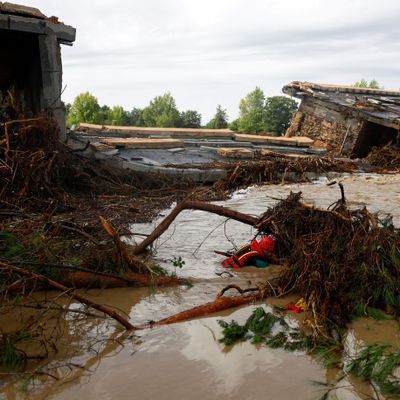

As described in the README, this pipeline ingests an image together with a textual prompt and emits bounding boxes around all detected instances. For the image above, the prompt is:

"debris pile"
[257,191,400,331]
[0,116,196,213]
[364,143,400,170]
[214,154,357,191]
[0,116,196,345]
[1,117,78,203]
[144,190,400,338]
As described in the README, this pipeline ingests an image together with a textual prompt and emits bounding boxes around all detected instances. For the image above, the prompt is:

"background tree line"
[66,87,298,136]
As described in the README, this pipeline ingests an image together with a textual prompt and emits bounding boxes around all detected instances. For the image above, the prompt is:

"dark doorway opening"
[0,29,42,120]
[352,121,398,158]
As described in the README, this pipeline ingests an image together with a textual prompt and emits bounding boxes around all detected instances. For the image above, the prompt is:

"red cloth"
[287,304,302,313]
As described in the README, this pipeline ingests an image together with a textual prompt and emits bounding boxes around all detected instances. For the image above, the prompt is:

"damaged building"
[0,2,75,136]
[283,81,400,158]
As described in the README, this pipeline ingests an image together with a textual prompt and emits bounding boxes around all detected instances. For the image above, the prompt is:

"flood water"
[2,173,400,400]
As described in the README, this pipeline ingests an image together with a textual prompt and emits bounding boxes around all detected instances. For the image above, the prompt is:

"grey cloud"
[18,0,400,122]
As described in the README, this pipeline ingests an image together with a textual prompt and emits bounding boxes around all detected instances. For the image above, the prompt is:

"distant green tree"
[98,105,110,124]
[67,92,102,126]
[180,110,202,128]
[265,96,298,136]
[237,87,267,133]
[107,105,129,126]
[353,79,383,89]
[229,118,240,132]
[128,107,144,126]
[206,105,228,129]
[142,92,180,127]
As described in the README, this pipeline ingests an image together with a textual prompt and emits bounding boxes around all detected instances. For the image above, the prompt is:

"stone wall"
[285,97,363,155]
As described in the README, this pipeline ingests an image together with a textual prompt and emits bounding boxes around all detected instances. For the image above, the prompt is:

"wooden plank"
[260,149,307,158]
[217,147,255,159]
[79,123,105,131]
[78,123,234,138]
[101,138,183,149]
[234,134,314,147]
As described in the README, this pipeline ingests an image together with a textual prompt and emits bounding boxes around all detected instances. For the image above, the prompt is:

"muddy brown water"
[2,173,400,400]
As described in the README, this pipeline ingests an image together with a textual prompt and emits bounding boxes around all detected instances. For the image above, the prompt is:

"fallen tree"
[134,189,400,338]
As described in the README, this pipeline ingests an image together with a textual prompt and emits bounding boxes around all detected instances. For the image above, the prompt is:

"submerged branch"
[132,200,259,255]
[0,261,135,330]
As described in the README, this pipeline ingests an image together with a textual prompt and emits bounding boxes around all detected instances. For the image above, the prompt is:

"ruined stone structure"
[283,82,400,157]
[0,2,76,137]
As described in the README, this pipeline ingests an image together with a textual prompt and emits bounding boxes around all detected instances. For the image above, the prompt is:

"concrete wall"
[38,30,66,138]
[0,13,75,138]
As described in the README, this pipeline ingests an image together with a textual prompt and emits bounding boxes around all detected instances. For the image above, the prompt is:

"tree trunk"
[155,295,256,325]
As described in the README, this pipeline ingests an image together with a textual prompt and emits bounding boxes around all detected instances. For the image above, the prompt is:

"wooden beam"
[235,134,314,147]
[101,138,183,149]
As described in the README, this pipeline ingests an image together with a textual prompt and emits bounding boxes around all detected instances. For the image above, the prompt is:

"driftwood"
[155,294,257,326]
[132,200,258,255]
[100,215,136,270]
[0,261,135,330]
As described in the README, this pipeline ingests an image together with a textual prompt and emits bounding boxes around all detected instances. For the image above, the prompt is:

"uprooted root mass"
[258,192,400,331]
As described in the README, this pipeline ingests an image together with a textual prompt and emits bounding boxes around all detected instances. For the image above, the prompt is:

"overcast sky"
[21,0,400,122]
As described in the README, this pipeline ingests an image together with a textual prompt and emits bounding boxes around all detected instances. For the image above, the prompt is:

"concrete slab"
[235,134,314,147]
[101,138,183,149]
[217,147,255,159]
[7,14,46,34]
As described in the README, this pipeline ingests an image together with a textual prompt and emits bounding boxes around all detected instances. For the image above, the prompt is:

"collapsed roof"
[283,81,400,130]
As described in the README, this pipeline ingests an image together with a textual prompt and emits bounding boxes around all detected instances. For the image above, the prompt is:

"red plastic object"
[287,304,302,313]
